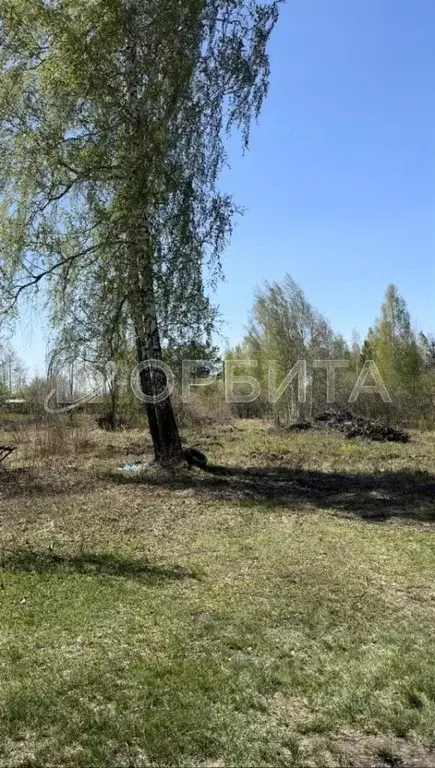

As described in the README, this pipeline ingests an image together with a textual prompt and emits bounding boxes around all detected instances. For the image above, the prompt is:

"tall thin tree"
[0,0,283,462]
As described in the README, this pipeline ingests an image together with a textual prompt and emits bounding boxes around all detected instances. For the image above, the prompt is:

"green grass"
[1,421,435,766]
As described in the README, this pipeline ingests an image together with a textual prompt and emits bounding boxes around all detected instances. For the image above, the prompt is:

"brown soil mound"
[288,409,410,443]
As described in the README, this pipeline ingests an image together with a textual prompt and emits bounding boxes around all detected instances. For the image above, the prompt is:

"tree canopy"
[0,0,284,461]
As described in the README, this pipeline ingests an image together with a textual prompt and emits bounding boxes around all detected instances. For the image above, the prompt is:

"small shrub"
[175,384,233,428]
[34,420,69,458]
[28,418,97,461]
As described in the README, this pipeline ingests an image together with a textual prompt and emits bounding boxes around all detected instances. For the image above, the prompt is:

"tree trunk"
[134,321,183,465]
[130,250,183,465]
[108,370,120,430]
[121,5,183,465]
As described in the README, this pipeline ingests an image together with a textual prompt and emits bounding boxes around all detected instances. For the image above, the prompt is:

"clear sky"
[13,0,435,375]
[216,0,435,347]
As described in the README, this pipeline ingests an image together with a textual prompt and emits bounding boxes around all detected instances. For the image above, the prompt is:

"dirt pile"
[313,409,410,443]
[286,410,409,443]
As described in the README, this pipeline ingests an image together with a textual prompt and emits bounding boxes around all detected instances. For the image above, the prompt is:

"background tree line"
[0,275,433,430]
[225,276,435,429]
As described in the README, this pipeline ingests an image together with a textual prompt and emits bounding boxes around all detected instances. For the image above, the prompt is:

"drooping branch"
[0,0,285,462]
[3,241,106,312]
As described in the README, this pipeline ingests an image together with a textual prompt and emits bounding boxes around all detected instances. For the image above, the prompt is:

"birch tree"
[244,275,347,422]
[0,0,283,463]
[370,285,422,395]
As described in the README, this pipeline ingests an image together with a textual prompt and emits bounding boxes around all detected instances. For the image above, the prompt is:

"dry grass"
[175,384,234,428]
[1,420,435,766]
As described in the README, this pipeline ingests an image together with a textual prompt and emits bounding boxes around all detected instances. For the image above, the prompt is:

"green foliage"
[419,332,435,370]
[369,284,422,395]
[0,0,284,457]
[360,328,376,364]
[224,278,433,426]
[165,339,221,387]
[0,0,283,331]
[232,274,349,422]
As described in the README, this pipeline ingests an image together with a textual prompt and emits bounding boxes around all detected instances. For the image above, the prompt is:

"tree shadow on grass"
[0,467,104,500]
[0,547,198,584]
[110,463,435,524]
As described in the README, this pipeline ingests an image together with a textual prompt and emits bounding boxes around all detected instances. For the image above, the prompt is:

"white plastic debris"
[119,463,144,473]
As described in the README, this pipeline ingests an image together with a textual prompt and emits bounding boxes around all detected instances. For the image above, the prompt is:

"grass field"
[1,419,435,767]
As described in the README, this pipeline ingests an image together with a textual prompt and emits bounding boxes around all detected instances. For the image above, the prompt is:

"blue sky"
[14,0,435,375]
[216,0,435,346]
